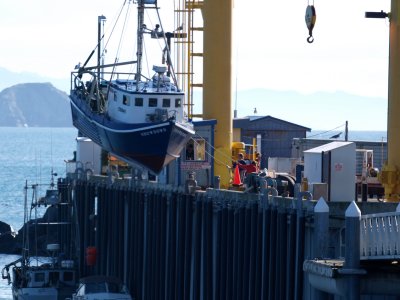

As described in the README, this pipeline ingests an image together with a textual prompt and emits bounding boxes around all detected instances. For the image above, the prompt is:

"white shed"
[76,137,102,175]
[304,141,356,202]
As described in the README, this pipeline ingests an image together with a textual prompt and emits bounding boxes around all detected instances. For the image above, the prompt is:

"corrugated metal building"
[233,116,311,168]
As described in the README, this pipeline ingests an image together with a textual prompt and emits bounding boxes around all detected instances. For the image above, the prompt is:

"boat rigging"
[69,0,194,174]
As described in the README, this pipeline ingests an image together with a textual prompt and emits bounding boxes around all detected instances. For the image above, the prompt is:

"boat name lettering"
[118,107,126,113]
[141,128,167,136]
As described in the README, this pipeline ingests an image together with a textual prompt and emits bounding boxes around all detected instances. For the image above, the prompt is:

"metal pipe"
[242,205,251,298]
[204,199,213,299]
[248,202,258,300]
[226,205,234,300]
[277,208,288,299]
[214,206,222,299]
[254,207,263,299]
[261,203,271,299]
[312,198,331,299]
[286,209,297,300]
[184,196,194,299]
[344,201,362,300]
[294,191,312,299]
[268,204,277,300]
[192,197,202,300]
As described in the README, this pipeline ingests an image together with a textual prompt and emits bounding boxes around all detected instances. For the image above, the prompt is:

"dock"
[63,174,400,299]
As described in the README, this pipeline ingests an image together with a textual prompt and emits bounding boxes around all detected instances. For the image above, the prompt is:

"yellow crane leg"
[380,0,400,201]
[202,0,233,188]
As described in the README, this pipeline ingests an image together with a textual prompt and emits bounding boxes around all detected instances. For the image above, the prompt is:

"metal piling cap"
[314,197,329,213]
[345,201,361,218]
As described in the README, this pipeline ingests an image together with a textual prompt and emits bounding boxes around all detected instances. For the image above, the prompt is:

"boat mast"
[135,0,145,87]
[97,15,106,82]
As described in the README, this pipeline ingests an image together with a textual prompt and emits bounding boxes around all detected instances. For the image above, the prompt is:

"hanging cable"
[156,8,180,88]
[106,2,132,98]
[190,134,234,170]
[306,123,346,138]
[102,1,129,59]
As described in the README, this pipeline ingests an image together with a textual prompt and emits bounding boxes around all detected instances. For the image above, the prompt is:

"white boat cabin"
[107,84,185,124]
[25,267,75,288]
[106,66,186,124]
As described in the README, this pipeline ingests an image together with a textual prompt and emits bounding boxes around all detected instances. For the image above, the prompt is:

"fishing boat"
[70,276,132,300]
[1,176,77,300]
[69,0,194,174]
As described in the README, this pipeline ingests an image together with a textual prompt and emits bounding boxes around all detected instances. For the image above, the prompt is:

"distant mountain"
[0,65,388,130]
[0,82,72,127]
[0,67,69,93]
[233,89,388,131]
[193,89,388,131]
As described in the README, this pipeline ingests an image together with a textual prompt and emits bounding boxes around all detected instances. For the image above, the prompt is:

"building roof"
[233,115,311,131]
[192,119,217,127]
[304,141,355,153]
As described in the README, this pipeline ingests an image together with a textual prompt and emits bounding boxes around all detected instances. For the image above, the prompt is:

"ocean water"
[0,127,387,299]
[307,130,387,142]
[0,127,77,299]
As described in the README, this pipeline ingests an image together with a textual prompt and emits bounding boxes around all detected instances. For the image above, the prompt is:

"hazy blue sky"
[0,0,391,130]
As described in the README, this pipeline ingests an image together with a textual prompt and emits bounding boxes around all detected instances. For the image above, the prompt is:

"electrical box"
[76,137,102,175]
[304,141,356,202]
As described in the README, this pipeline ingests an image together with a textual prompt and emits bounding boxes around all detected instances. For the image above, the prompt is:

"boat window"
[113,91,117,102]
[185,140,206,161]
[185,141,194,160]
[162,98,170,107]
[149,98,158,107]
[34,272,45,283]
[135,97,143,106]
[63,271,74,282]
[86,282,107,293]
[49,272,60,284]
[107,282,120,293]
[195,140,206,161]
[123,95,130,106]
[175,98,181,108]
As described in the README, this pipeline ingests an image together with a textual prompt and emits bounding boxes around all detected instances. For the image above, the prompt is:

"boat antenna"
[22,180,28,265]
[155,8,180,88]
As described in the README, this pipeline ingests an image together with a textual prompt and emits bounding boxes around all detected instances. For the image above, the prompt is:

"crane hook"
[305,5,316,43]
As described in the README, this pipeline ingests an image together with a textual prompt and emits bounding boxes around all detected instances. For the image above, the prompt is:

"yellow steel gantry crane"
[175,0,233,188]
[176,0,400,196]
[379,0,400,202]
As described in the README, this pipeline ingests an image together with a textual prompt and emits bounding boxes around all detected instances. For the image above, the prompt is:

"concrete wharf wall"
[70,176,400,299]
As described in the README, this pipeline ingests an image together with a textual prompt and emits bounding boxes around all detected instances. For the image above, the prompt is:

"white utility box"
[304,141,356,202]
[76,137,102,175]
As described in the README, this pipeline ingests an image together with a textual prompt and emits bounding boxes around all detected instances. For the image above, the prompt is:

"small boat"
[1,179,77,300]
[69,0,194,173]
[70,275,132,300]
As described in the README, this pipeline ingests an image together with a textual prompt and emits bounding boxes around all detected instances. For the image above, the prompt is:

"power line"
[306,123,346,138]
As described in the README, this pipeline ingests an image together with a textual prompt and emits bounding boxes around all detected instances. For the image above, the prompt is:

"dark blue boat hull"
[70,93,194,173]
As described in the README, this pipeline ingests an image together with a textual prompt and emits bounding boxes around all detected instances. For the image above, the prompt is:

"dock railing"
[360,211,400,260]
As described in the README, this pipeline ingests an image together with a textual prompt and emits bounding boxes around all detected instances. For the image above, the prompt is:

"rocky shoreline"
[0,206,61,255]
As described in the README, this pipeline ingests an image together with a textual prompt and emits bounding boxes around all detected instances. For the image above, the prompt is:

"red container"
[86,246,97,266]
